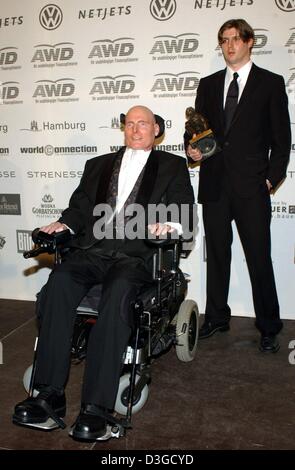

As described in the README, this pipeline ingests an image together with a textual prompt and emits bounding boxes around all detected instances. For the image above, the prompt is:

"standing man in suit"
[13,105,195,440]
[186,19,291,352]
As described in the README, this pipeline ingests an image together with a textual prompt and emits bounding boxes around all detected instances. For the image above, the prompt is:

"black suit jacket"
[59,147,195,259]
[192,64,291,202]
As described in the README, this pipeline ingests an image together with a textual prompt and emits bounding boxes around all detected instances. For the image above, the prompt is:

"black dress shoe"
[70,404,110,441]
[199,320,230,339]
[259,335,280,353]
[13,387,66,430]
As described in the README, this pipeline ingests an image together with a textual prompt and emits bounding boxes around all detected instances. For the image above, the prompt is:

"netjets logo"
[150,0,177,21]
[33,78,78,104]
[39,4,63,30]
[88,38,137,64]
[151,71,199,98]
[31,43,76,68]
[90,75,139,101]
[275,0,295,11]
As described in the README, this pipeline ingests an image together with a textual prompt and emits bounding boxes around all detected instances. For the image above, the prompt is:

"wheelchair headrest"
[120,112,165,138]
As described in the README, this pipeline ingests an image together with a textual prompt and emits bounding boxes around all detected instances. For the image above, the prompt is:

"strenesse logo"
[275,0,295,11]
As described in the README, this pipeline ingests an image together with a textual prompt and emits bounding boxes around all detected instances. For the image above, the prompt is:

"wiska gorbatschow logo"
[275,0,295,12]
[150,0,177,21]
[39,4,63,30]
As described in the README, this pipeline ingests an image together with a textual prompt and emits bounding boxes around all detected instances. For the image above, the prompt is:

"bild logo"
[39,4,63,30]
[275,0,295,11]
[150,0,177,21]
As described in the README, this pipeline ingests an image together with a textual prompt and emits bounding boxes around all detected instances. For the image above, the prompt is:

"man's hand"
[148,223,176,236]
[187,139,202,162]
[40,221,68,234]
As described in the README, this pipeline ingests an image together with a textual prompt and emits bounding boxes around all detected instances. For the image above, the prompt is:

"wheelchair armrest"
[32,228,72,246]
[145,233,181,248]
[23,228,72,259]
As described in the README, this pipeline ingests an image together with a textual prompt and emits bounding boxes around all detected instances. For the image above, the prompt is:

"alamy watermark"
[93,202,197,246]
[288,339,295,365]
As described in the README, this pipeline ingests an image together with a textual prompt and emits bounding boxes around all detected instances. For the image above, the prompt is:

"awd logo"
[88,38,137,64]
[0,46,21,70]
[90,75,139,101]
[216,29,270,55]
[0,81,22,105]
[151,72,199,98]
[33,78,78,104]
[286,28,295,54]
[150,34,202,60]
[275,0,295,12]
[31,43,77,68]
[286,68,295,104]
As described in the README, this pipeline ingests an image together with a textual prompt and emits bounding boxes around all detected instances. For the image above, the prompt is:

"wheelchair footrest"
[15,417,61,431]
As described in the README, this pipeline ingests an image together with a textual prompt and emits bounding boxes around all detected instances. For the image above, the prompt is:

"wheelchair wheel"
[175,299,199,362]
[23,364,39,397]
[114,373,149,416]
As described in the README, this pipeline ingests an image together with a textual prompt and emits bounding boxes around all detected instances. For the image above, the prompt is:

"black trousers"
[34,246,153,409]
[202,180,282,336]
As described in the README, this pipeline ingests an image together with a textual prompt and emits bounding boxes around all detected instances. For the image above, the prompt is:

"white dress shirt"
[223,60,253,107]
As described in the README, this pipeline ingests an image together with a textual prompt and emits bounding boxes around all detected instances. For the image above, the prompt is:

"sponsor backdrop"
[0,0,294,320]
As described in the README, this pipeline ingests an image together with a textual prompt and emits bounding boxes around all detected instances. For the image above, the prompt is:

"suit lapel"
[95,148,124,205]
[217,69,226,129]
[227,64,260,131]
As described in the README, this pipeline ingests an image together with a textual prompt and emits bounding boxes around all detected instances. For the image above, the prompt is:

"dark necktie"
[224,72,239,133]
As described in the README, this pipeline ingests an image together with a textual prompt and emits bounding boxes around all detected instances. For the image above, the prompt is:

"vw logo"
[275,0,295,11]
[150,0,177,21]
[39,4,63,30]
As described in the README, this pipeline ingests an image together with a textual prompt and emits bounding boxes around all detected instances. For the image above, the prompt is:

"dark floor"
[0,298,294,451]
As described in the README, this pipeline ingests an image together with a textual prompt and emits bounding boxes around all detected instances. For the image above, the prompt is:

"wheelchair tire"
[114,373,149,416]
[23,364,39,397]
[175,299,199,362]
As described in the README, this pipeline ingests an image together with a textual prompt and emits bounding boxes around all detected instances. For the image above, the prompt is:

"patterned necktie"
[224,72,239,133]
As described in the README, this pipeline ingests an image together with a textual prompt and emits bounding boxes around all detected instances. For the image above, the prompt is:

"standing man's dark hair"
[186,18,291,352]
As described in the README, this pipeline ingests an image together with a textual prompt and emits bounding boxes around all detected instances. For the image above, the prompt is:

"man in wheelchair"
[13,105,195,441]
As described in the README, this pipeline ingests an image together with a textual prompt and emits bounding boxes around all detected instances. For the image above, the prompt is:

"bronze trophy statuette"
[185,107,221,161]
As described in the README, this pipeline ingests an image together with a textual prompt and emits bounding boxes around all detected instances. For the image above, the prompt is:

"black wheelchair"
[22,228,199,439]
